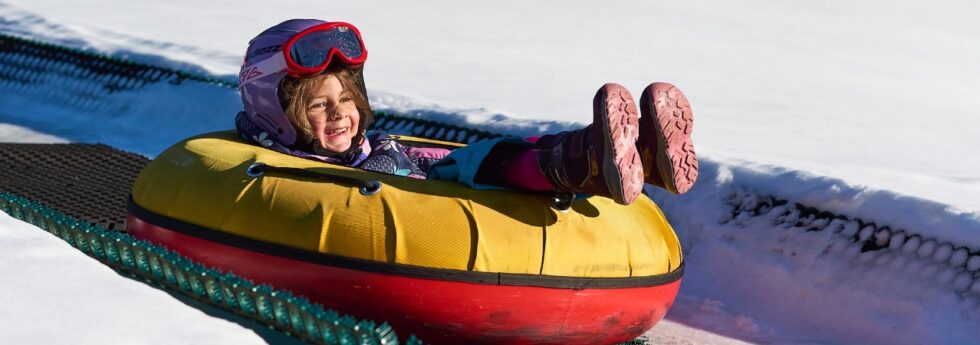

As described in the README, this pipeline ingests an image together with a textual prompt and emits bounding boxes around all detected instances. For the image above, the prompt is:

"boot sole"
[640,82,698,194]
[595,83,643,205]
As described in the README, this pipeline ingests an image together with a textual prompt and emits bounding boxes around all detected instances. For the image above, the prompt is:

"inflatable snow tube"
[127,131,684,344]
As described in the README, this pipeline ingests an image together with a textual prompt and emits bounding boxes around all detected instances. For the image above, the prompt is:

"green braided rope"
[0,191,421,345]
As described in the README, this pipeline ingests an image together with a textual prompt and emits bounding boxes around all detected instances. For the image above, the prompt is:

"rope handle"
[248,163,578,210]
[246,162,382,196]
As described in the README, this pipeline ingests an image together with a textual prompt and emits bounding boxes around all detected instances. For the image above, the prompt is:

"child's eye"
[340,96,353,103]
[309,101,327,109]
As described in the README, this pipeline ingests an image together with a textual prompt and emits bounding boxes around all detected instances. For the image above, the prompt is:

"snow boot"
[637,82,698,194]
[535,83,643,205]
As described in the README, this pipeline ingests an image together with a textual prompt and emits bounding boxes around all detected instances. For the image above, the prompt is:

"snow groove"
[722,189,980,299]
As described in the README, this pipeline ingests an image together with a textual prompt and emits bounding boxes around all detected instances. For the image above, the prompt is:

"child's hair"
[278,64,375,146]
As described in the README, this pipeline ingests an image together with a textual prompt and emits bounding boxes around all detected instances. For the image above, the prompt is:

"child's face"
[305,75,361,153]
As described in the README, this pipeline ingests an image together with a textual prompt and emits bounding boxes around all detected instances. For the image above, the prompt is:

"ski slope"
[1,1,979,344]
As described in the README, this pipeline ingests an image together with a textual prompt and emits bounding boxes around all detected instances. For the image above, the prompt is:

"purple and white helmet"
[238,19,369,148]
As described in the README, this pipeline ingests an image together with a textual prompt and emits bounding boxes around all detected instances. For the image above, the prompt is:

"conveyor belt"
[0,142,148,230]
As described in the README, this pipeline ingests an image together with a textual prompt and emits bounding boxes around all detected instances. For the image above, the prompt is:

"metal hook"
[552,192,574,212]
[359,180,382,196]
[246,162,266,178]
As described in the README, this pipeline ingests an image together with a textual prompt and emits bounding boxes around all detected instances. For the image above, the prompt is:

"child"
[236,19,698,205]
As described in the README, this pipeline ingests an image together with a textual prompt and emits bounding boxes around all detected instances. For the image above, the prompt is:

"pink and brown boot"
[534,83,644,205]
[637,82,699,194]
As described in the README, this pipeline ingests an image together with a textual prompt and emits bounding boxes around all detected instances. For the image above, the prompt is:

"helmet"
[239,19,370,148]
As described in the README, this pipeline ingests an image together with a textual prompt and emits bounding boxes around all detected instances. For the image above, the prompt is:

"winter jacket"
[357,131,452,179]
[235,112,450,178]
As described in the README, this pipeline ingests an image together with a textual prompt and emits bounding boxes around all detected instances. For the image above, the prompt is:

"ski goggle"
[240,22,367,86]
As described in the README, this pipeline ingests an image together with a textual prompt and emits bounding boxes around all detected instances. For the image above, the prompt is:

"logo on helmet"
[245,45,282,62]
[239,67,264,85]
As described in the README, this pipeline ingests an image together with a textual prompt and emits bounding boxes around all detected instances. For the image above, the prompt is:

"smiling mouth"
[325,127,349,137]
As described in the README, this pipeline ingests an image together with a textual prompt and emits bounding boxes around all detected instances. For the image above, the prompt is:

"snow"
[0,210,302,345]
[0,123,67,143]
[645,162,980,344]
[4,0,979,212]
[1,0,979,344]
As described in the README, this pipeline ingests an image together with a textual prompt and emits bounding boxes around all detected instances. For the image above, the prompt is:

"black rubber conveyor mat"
[0,143,148,231]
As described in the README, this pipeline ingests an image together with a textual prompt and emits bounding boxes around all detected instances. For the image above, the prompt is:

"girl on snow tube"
[234,19,699,204]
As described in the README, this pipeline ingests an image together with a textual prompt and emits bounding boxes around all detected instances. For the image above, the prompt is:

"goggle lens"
[289,26,364,68]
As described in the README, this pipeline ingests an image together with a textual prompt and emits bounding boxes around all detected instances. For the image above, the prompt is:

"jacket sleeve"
[403,145,452,174]
[359,132,446,179]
